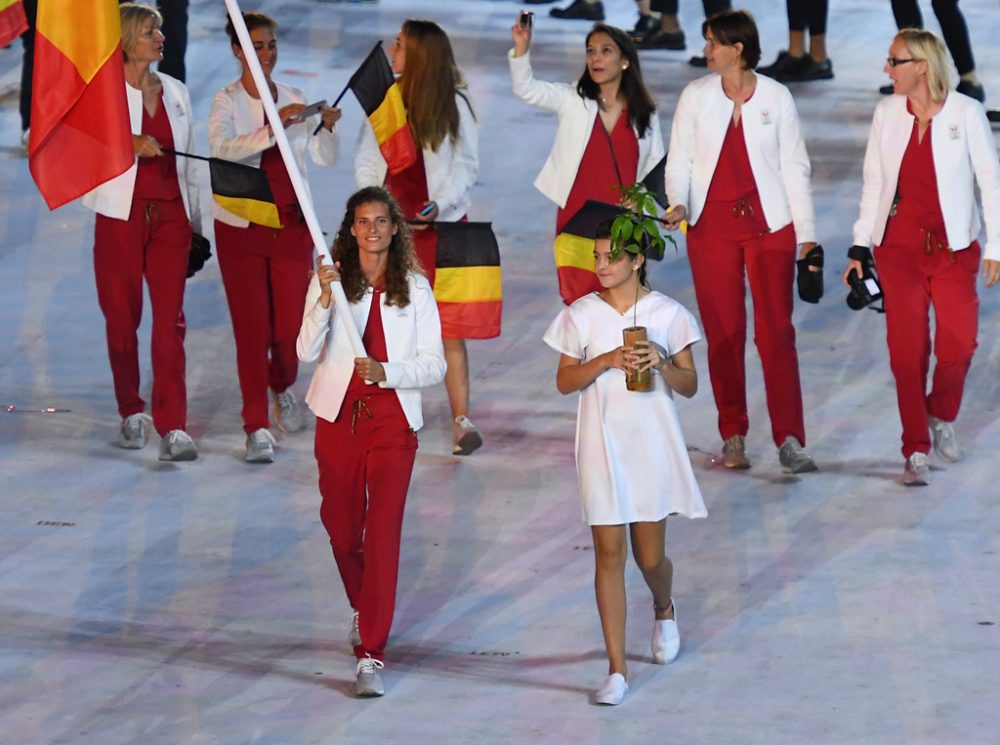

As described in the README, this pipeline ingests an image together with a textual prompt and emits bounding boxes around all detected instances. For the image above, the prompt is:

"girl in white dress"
[543,222,707,706]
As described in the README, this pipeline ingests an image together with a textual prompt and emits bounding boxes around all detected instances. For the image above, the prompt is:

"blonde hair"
[894,28,952,102]
[119,2,163,62]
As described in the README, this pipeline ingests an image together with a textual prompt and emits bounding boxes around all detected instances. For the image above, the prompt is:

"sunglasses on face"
[886,56,917,67]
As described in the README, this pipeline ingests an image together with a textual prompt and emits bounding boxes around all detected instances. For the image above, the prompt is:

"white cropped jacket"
[296,272,446,430]
[509,50,665,209]
[665,73,816,243]
[852,92,1000,261]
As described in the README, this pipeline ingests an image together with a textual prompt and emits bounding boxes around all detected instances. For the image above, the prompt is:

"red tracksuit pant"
[686,199,806,447]
[316,395,418,661]
[94,198,191,435]
[875,234,980,458]
[215,216,311,433]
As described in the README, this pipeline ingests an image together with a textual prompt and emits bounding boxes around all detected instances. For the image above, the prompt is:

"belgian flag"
[29,0,132,209]
[350,42,417,176]
[553,200,624,306]
[209,157,281,229]
[434,222,502,339]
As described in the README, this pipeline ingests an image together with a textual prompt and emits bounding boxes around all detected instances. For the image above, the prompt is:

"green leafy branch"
[609,182,677,262]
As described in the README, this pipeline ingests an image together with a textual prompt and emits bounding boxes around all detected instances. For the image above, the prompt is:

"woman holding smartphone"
[209,11,340,464]
[355,19,483,456]
[510,16,664,306]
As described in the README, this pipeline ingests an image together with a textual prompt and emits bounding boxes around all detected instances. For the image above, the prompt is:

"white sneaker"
[778,436,818,474]
[273,389,304,433]
[651,600,680,664]
[929,416,961,463]
[158,429,197,461]
[21,128,29,153]
[595,672,628,705]
[118,413,152,449]
[245,428,276,463]
[903,452,931,486]
[348,610,361,647]
[452,415,483,456]
[355,655,385,697]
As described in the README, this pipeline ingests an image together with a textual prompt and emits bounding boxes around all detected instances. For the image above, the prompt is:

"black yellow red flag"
[434,222,502,339]
[349,42,418,175]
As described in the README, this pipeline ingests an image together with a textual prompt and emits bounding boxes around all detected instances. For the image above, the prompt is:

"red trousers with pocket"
[315,394,418,661]
[686,198,806,447]
[875,232,980,458]
[215,213,311,433]
[94,198,191,436]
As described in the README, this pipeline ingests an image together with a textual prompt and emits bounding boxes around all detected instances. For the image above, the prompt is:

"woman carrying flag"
[354,20,484,456]
[509,17,664,306]
[81,2,201,462]
[297,187,446,697]
[209,11,340,463]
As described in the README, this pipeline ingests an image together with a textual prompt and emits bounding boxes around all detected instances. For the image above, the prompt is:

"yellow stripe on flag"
[369,84,408,145]
[37,0,120,82]
[433,266,502,304]
[0,0,22,11]
[213,195,283,229]
[554,233,596,272]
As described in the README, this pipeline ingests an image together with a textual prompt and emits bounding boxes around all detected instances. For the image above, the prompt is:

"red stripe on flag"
[29,36,132,209]
[556,266,602,307]
[379,123,417,176]
[437,300,502,340]
[0,0,28,48]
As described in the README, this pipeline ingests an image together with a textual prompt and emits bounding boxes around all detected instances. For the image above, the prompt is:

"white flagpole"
[223,0,366,358]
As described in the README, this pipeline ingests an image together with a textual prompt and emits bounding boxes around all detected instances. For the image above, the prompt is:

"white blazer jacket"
[852,92,1000,261]
[81,73,201,233]
[665,73,816,243]
[296,272,446,430]
[208,79,338,228]
[509,50,666,209]
[354,92,479,222]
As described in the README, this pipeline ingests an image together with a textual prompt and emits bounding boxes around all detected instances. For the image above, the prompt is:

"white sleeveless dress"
[544,291,708,525]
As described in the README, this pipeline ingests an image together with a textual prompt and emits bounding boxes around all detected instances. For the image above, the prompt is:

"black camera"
[845,244,883,311]
[519,11,534,28]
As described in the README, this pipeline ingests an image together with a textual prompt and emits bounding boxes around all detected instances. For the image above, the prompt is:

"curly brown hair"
[332,187,423,308]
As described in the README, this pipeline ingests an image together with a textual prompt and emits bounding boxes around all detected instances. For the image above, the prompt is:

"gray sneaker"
[245,428,276,463]
[118,413,152,449]
[928,416,961,463]
[273,389,304,433]
[778,436,818,474]
[903,452,931,486]
[158,430,197,461]
[355,655,385,697]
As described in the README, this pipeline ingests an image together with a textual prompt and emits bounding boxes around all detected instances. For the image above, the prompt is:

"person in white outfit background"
[510,17,665,306]
[209,11,340,464]
[81,2,202,462]
[845,28,1000,486]
[354,19,485,456]
[664,9,818,475]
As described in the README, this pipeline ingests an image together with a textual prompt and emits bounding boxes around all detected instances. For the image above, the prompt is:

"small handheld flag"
[348,42,418,176]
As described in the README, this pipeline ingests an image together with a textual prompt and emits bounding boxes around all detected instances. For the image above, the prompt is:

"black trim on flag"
[349,43,395,116]
[435,222,501,268]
